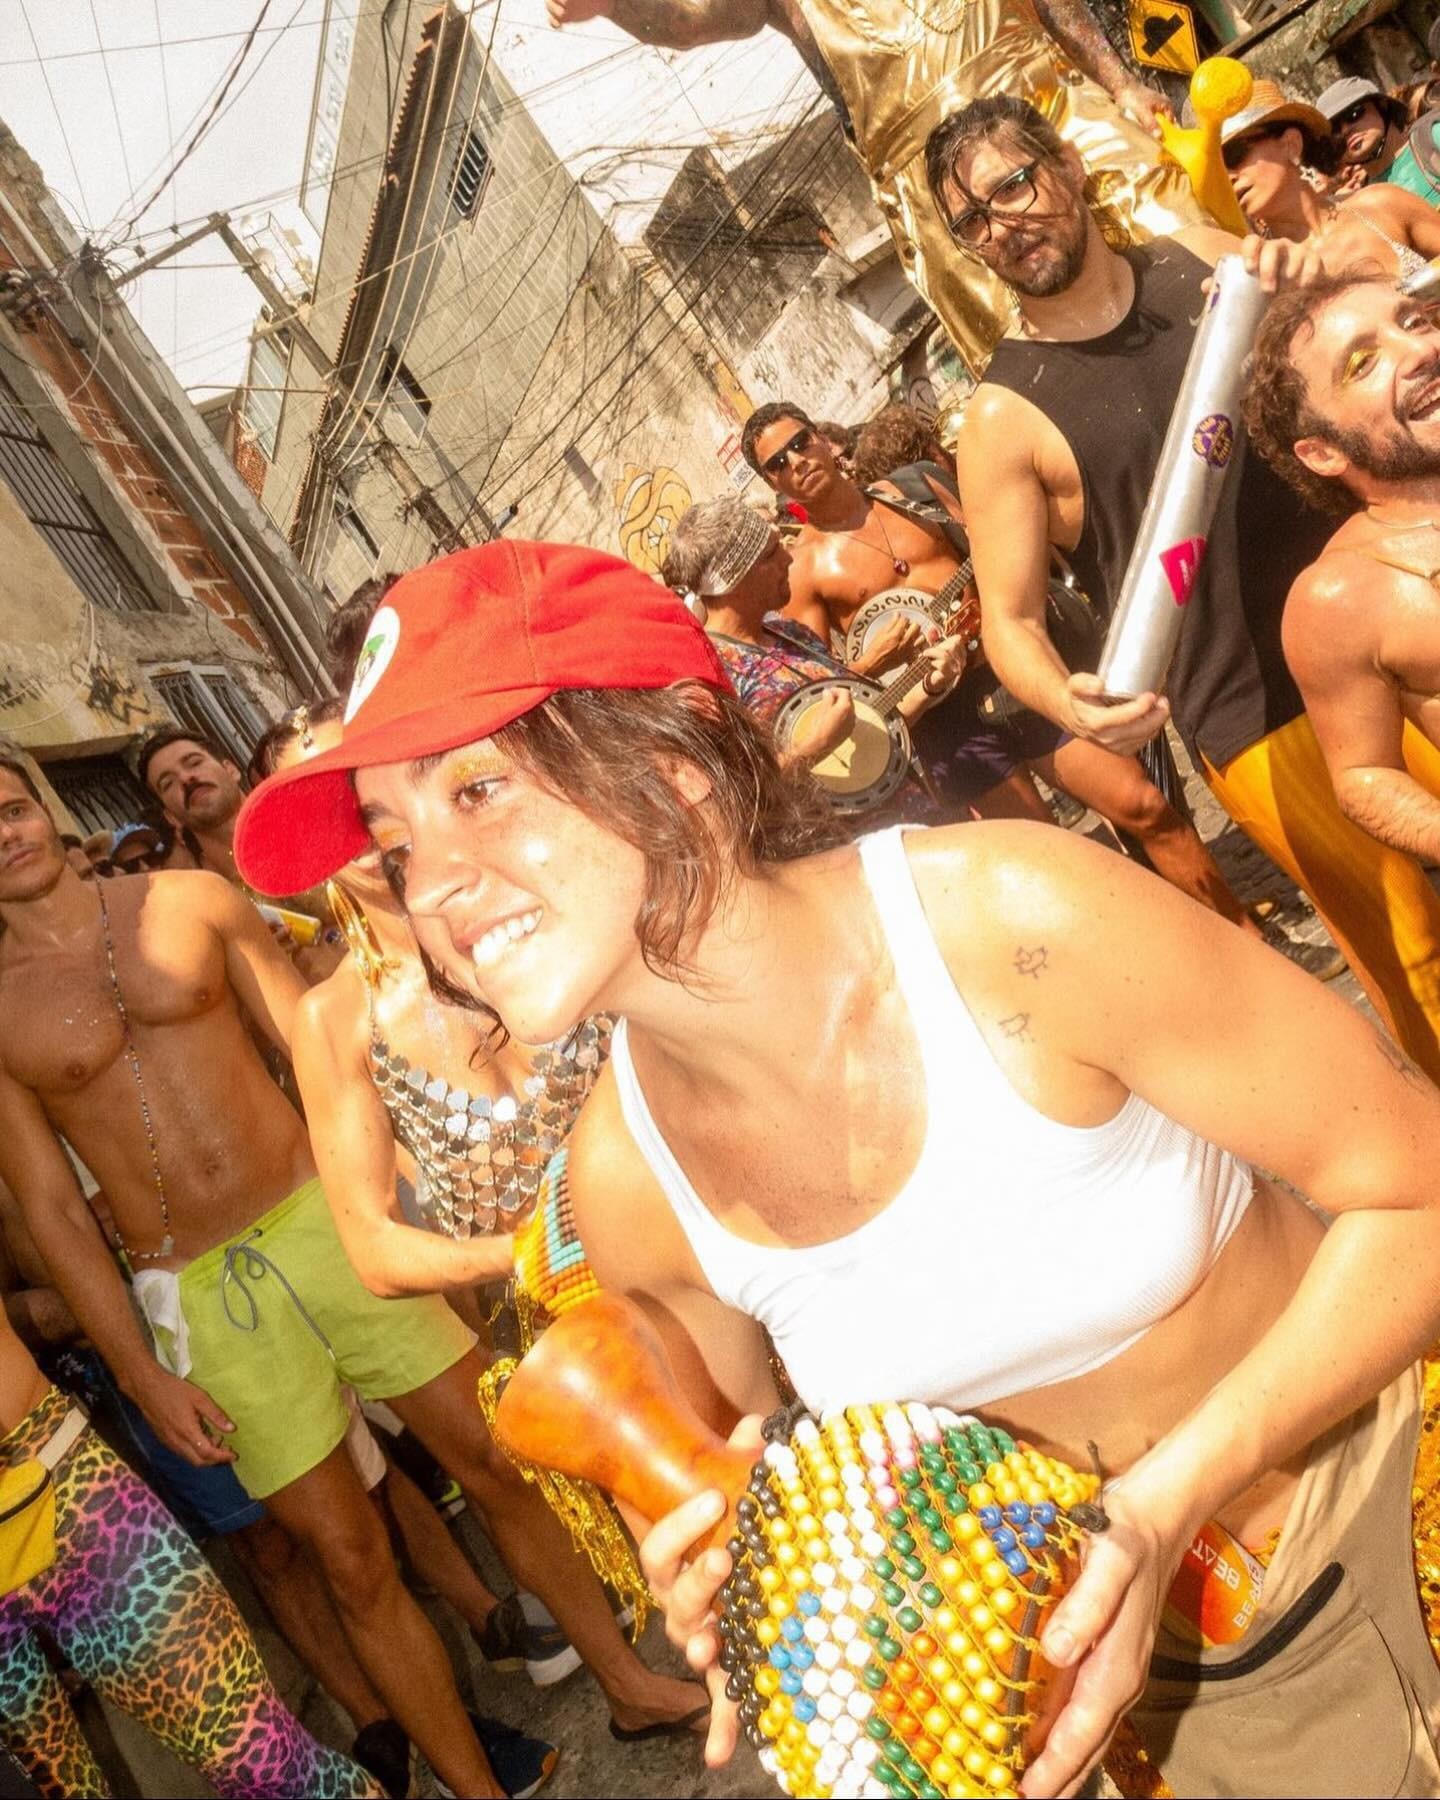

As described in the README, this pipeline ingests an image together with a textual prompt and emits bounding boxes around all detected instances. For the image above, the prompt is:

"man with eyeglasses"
[546,0,1200,379]
[740,397,1304,945]
[942,93,1440,1085]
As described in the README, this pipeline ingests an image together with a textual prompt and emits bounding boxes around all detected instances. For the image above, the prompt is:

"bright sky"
[0,0,331,394]
[0,1,816,394]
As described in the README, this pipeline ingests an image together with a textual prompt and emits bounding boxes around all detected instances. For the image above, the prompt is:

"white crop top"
[611,825,1253,1413]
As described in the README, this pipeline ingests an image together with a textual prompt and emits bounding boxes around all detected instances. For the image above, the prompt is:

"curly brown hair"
[1242,271,1379,517]
[852,403,952,488]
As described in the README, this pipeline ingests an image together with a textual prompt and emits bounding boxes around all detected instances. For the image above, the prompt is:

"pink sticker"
[1160,536,1206,607]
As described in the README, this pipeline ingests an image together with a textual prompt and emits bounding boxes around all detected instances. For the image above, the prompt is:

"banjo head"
[774,678,913,816]
[844,585,947,665]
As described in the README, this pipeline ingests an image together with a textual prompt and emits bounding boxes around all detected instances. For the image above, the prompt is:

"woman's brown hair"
[491,681,843,981]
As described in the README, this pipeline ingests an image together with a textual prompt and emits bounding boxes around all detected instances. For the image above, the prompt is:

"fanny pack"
[0,1406,86,1599]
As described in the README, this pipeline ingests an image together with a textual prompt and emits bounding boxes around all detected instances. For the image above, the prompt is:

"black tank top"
[984,241,1332,769]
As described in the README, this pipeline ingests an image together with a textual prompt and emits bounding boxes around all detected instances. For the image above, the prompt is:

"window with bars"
[0,372,156,613]
[150,666,268,768]
[40,753,152,835]
[449,127,492,220]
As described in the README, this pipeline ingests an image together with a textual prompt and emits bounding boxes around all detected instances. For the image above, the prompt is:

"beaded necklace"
[96,884,173,1262]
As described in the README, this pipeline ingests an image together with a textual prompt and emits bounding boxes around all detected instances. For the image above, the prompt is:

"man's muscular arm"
[1031,0,1168,133]
[0,1068,236,1463]
[1283,559,1440,861]
[960,385,1170,753]
[546,0,771,49]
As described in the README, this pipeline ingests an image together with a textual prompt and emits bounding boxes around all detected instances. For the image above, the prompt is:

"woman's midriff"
[983,1178,1325,1545]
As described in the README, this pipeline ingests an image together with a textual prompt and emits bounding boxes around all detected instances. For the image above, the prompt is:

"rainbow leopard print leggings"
[0,1387,379,1799]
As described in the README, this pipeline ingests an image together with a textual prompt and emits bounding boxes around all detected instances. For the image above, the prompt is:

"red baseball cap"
[234,539,729,895]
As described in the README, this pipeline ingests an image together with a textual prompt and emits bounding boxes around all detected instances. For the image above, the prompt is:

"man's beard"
[992,218,1089,299]
[1330,418,1440,486]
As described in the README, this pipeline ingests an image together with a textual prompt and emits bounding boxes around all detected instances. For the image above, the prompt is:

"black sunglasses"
[761,425,817,478]
[1333,99,1377,131]
[1222,124,1284,172]
[115,846,169,872]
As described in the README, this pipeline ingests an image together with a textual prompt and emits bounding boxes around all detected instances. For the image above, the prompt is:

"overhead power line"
[107,0,277,242]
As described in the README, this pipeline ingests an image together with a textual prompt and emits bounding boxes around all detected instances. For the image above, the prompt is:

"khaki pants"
[1129,1367,1440,1796]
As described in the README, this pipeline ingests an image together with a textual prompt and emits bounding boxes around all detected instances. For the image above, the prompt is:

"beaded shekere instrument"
[493,1287,1109,1800]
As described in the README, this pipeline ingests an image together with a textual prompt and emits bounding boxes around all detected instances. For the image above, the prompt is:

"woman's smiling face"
[354,739,650,1044]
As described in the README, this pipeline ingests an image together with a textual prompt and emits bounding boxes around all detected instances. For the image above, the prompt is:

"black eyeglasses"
[761,426,817,478]
[944,161,1041,247]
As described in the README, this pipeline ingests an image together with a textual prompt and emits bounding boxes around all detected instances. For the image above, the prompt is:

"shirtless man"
[0,751,514,1799]
[233,539,1440,1798]
[0,752,703,1794]
[139,727,245,882]
[746,400,1272,929]
[938,94,1440,1079]
[1223,83,1440,277]
[1244,274,1440,870]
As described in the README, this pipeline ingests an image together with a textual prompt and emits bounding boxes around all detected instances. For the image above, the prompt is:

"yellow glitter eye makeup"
[1341,348,1377,385]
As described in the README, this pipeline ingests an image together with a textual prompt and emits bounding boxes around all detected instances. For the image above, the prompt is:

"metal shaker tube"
[1096,255,1268,700]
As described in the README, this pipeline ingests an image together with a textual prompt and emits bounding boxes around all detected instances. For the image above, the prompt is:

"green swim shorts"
[177,1177,475,1499]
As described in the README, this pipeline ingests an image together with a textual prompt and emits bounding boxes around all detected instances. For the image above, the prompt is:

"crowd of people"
[4,15,1440,1800]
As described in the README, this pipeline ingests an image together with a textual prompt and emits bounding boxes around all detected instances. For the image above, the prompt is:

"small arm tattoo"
[1014,945,1049,979]
[999,1012,1033,1041]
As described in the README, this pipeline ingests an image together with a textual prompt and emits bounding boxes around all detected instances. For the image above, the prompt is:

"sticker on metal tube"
[1191,413,1234,469]
[1159,536,1206,606]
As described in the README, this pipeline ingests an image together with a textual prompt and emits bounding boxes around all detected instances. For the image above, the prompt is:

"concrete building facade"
[0,124,329,835]
[250,1,936,595]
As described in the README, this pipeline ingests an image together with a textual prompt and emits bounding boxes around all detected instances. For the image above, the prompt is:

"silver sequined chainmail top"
[368,1016,612,1239]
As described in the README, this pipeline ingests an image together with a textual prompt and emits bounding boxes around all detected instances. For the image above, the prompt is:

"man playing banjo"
[745,401,1279,933]
[663,497,970,824]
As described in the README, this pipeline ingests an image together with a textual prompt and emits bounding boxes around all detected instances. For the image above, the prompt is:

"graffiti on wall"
[615,464,693,576]
[0,616,152,732]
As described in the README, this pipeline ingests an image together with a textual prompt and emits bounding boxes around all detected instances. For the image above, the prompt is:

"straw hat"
[1219,79,1330,149]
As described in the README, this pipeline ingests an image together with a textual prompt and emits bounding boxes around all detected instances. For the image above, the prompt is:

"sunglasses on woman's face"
[761,426,818,477]
[1334,100,1378,131]
[1221,125,1284,172]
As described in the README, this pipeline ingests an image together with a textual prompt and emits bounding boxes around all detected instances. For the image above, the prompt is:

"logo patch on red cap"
[345,605,401,723]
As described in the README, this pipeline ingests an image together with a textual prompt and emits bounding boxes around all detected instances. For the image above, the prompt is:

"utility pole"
[113,214,489,563]
[373,437,471,555]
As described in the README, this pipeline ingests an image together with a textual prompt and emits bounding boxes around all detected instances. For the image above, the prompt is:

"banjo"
[843,563,979,664]
[773,572,981,815]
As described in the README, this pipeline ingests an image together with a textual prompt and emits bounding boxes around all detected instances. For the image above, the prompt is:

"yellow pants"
[1205,714,1440,1083]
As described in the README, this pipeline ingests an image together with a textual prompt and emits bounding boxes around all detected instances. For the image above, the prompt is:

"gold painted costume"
[795,0,1205,375]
